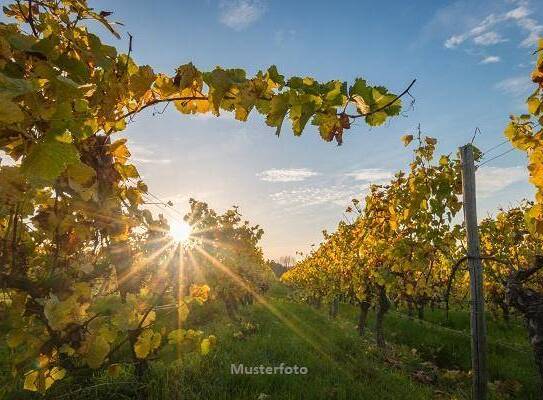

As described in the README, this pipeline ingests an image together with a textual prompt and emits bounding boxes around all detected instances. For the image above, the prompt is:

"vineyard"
[1,1,543,399]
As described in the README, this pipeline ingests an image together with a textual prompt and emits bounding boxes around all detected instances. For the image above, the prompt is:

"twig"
[346,79,417,119]
[470,127,481,144]
[123,33,133,76]
[17,0,39,36]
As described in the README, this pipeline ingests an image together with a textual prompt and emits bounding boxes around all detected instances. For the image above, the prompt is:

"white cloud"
[495,75,533,96]
[129,143,172,165]
[270,184,370,208]
[345,168,393,183]
[476,166,527,197]
[257,168,319,182]
[506,5,530,20]
[480,55,501,64]
[473,31,507,45]
[445,35,465,49]
[133,158,172,165]
[444,2,542,49]
[219,0,266,31]
[519,16,543,47]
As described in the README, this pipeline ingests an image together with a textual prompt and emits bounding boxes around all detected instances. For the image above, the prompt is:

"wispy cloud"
[480,55,501,64]
[257,168,319,182]
[263,168,393,210]
[444,1,542,49]
[129,143,172,165]
[345,168,393,183]
[495,75,533,96]
[219,0,266,31]
[133,158,172,165]
[476,166,526,197]
[270,184,370,208]
[473,31,507,46]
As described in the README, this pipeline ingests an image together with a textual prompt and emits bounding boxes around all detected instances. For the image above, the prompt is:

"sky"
[21,0,543,259]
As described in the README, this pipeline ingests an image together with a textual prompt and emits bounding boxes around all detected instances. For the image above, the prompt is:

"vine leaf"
[21,140,80,181]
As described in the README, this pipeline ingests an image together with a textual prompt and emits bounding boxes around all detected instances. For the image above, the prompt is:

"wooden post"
[460,144,488,400]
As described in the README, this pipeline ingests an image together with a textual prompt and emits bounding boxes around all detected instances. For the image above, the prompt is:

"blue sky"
[83,0,541,259]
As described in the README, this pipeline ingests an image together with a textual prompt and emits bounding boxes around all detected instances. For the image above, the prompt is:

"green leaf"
[86,336,110,369]
[66,161,96,185]
[265,93,290,136]
[0,94,24,123]
[174,62,201,90]
[21,140,80,181]
[349,78,371,101]
[55,54,89,82]
[203,67,246,116]
[323,80,345,106]
[312,112,341,141]
[266,65,285,87]
[365,111,387,126]
[289,93,322,135]
[0,72,36,98]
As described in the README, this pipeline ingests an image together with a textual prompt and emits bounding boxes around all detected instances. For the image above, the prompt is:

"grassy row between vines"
[0,285,538,399]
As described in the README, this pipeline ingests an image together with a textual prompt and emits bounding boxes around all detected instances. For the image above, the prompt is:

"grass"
[337,303,538,399]
[1,285,539,399]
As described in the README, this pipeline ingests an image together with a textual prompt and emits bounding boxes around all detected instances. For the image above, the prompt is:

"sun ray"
[192,246,359,379]
[114,237,175,289]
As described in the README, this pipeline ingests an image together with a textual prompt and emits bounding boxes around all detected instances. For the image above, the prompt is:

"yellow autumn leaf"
[420,199,428,210]
[110,138,131,164]
[190,284,211,303]
[401,134,413,146]
[424,136,437,145]
[352,94,370,114]
[134,329,161,359]
[23,367,65,392]
[178,301,189,323]
[24,370,41,392]
[200,338,211,355]
[167,328,186,345]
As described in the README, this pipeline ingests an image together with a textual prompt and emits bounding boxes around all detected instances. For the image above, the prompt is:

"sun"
[169,220,192,243]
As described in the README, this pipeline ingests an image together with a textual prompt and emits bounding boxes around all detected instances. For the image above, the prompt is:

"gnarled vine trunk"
[506,257,543,388]
[358,300,371,336]
[375,286,390,349]
[329,297,339,318]
[407,300,414,318]
[417,303,424,320]
[500,302,511,323]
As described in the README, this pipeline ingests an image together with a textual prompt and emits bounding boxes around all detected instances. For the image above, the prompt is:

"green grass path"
[6,287,539,400]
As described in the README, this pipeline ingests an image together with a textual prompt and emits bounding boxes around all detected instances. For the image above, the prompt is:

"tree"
[278,255,297,270]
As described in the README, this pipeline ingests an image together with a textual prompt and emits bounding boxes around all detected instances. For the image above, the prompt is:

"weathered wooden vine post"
[459,144,488,400]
